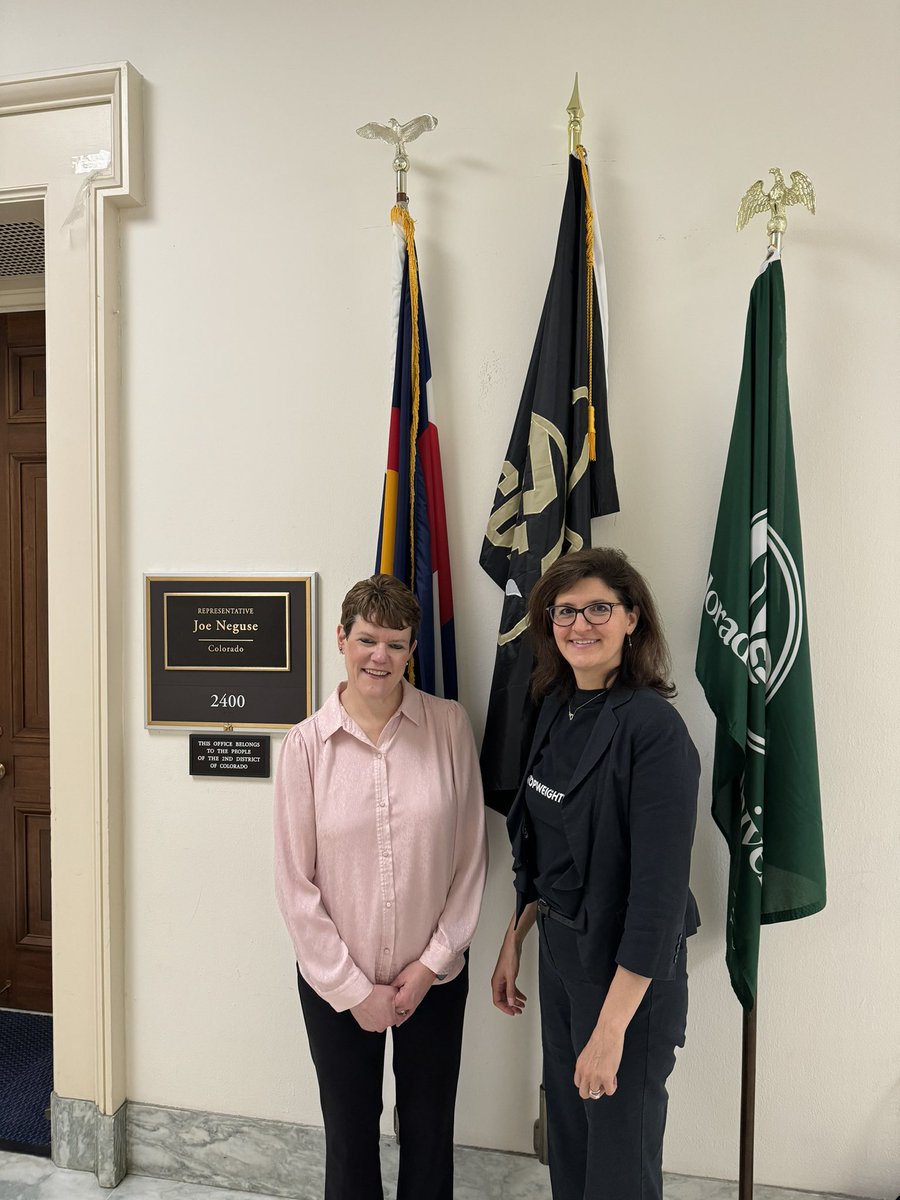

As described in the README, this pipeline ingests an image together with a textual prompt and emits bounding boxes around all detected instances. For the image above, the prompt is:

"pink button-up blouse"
[274,680,488,1012]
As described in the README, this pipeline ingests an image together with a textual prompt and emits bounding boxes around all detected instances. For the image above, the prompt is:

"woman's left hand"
[573,1021,624,1100]
[574,965,650,1099]
[391,960,437,1023]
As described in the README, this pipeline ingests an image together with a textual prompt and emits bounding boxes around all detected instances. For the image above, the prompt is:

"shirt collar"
[317,677,423,741]
[397,677,424,725]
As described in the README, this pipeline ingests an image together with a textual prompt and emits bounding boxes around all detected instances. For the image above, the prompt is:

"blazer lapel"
[527,695,560,773]
[507,694,564,856]
[560,683,635,882]
[568,691,625,796]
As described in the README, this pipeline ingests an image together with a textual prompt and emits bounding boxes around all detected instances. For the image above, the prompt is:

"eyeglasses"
[547,602,626,627]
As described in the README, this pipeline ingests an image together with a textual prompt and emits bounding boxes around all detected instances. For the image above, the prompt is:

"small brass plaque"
[189,734,270,779]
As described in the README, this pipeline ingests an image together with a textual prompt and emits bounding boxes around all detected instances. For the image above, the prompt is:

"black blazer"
[507,681,700,983]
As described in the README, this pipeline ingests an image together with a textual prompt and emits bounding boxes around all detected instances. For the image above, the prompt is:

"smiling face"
[550,575,638,690]
[337,616,416,707]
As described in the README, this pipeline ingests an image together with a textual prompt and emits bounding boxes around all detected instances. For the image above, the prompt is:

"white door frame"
[0,62,143,1169]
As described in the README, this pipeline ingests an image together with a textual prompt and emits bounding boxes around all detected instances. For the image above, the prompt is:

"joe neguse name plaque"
[145,575,317,729]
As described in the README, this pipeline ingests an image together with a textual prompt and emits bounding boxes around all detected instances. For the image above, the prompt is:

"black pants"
[538,911,688,1200]
[297,963,468,1200]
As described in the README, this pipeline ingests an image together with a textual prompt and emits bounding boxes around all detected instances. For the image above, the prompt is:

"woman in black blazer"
[491,547,700,1200]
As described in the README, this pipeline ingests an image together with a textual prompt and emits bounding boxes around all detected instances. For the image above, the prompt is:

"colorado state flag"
[375,206,458,699]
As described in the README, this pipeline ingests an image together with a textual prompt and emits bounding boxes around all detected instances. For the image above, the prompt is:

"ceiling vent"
[0,221,45,277]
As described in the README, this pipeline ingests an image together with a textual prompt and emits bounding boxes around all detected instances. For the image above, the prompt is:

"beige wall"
[1,1,897,1196]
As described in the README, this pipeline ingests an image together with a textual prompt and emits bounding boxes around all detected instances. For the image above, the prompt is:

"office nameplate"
[145,575,317,730]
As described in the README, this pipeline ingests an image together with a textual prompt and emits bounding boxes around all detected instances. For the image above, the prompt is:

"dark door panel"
[0,310,51,1013]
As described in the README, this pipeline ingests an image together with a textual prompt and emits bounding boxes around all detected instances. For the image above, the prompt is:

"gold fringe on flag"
[391,204,420,684]
[575,145,596,462]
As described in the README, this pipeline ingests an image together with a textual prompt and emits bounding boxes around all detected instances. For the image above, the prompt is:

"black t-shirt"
[524,688,608,912]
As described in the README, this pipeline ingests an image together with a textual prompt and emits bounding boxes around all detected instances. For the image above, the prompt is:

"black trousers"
[297,962,468,1200]
[538,911,688,1200]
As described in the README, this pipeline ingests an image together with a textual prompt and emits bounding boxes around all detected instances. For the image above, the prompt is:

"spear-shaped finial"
[567,74,584,155]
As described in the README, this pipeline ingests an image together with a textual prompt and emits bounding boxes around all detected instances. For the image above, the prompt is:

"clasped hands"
[350,961,436,1033]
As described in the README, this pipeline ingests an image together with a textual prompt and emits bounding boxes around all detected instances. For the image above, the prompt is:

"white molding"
[0,284,45,311]
[0,62,144,1166]
[0,62,143,204]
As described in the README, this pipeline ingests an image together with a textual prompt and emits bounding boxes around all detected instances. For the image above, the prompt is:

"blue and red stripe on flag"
[375,209,458,700]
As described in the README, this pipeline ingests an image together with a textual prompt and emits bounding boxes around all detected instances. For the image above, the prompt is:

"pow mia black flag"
[479,151,619,814]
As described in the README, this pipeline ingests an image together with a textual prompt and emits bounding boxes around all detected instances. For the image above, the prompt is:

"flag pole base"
[739,1000,757,1200]
[533,1084,549,1165]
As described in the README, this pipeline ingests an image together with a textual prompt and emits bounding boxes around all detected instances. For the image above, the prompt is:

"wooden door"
[0,311,50,1013]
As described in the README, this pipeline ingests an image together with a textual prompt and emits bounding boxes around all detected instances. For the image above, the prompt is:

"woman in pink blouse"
[274,574,487,1200]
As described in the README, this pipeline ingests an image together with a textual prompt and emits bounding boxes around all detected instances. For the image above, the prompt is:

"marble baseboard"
[126,1103,327,1198]
[123,1103,873,1200]
[51,1093,127,1187]
[96,1105,127,1188]
[51,1095,96,1173]
[126,1103,551,1200]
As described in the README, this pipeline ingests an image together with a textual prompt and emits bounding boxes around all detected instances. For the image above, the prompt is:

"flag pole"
[394,149,409,206]
[532,74,596,1162]
[566,78,600,463]
[739,1002,757,1200]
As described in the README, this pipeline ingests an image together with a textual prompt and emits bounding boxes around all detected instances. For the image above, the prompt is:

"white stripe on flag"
[584,166,610,380]
[389,217,406,385]
[757,245,782,276]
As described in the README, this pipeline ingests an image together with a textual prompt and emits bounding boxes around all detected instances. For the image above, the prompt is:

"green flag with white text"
[696,254,826,1010]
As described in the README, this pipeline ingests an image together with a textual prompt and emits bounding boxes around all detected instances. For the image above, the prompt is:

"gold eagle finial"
[737,167,816,238]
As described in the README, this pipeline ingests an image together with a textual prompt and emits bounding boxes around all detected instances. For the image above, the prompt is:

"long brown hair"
[527,548,675,699]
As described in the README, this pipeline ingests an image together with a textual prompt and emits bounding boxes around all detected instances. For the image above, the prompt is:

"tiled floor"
[0,1148,868,1200]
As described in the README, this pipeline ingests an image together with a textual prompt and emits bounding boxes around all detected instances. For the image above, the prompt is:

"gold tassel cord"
[575,145,597,462]
[390,204,420,685]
